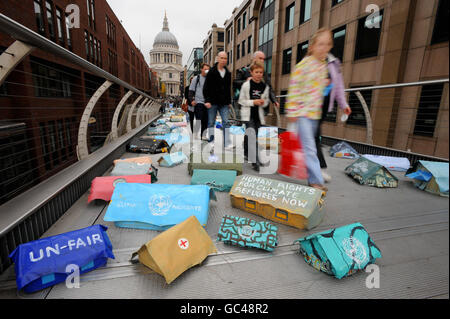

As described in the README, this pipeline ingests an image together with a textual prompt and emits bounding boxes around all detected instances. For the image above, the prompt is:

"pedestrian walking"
[184,79,195,133]
[316,51,352,182]
[238,61,270,172]
[189,63,210,140]
[286,28,342,192]
[203,51,234,151]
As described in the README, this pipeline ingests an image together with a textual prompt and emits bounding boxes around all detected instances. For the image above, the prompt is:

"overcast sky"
[106,0,243,67]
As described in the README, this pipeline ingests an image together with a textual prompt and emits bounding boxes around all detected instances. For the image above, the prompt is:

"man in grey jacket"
[189,63,210,140]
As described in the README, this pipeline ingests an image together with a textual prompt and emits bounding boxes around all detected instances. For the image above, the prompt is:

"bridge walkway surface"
[0,124,448,299]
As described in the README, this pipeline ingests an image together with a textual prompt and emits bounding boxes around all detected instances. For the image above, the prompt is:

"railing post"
[111,90,134,140]
[355,91,374,145]
[127,95,144,133]
[135,97,149,127]
[77,80,113,160]
[0,40,34,86]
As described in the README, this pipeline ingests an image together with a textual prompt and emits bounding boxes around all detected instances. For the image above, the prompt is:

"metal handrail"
[0,13,156,102]
[275,78,449,98]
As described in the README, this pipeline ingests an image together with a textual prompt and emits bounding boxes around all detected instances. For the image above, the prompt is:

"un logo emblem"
[149,195,172,216]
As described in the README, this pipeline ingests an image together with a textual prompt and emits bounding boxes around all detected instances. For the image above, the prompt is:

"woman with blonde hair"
[285,28,351,191]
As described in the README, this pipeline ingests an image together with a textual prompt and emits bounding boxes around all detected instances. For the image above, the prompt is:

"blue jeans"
[208,104,230,146]
[297,117,324,185]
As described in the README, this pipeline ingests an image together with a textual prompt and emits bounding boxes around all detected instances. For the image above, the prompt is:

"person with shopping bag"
[285,28,341,192]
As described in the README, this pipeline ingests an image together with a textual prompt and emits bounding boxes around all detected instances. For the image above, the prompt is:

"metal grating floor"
[0,125,448,299]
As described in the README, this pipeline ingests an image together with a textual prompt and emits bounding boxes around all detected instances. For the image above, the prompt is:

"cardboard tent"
[188,153,244,176]
[229,175,326,230]
[131,216,217,285]
[406,160,449,197]
[294,223,382,279]
[104,183,216,231]
[88,175,152,203]
[217,215,278,252]
[157,151,188,167]
[127,137,170,154]
[9,225,115,293]
[362,154,411,172]
[345,157,398,188]
[191,169,237,192]
[330,141,360,159]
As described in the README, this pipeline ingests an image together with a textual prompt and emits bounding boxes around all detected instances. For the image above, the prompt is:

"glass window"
[243,12,247,29]
[46,1,55,40]
[347,88,372,126]
[248,35,252,54]
[354,10,383,60]
[431,0,449,44]
[332,0,344,6]
[331,25,346,61]
[282,48,292,74]
[297,41,309,63]
[268,20,274,41]
[413,84,444,137]
[300,0,312,24]
[65,15,72,50]
[237,44,240,60]
[285,3,295,32]
[34,0,45,35]
[242,40,246,57]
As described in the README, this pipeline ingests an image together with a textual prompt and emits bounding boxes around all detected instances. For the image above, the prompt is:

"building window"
[65,14,72,50]
[227,29,231,44]
[282,48,292,75]
[45,1,55,41]
[87,0,95,30]
[258,0,275,74]
[296,41,309,63]
[97,40,102,67]
[331,25,346,62]
[300,0,312,25]
[243,12,247,29]
[218,32,224,43]
[323,101,338,122]
[413,84,444,137]
[34,0,45,35]
[237,44,240,60]
[248,35,252,54]
[279,90,288,114]
[84,31,89,59]
[169,73,172,79]
[39,123,51,171]
[237,18,241,34]
[31,59,72,98]
[332,0,344,6]
[285,3,295,32]
[431,0,449,45]
[242,40,246,57]
[347,88,373,126]
[354,10,384,60]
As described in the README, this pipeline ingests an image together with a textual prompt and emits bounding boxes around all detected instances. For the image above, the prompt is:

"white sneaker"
[322,169,332,183]
[224,144,236,151]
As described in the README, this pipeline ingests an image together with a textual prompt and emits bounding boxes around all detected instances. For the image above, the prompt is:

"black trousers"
[244,116,261,164]
[316,96,329,169]
[188,109,195,134]
[194,103,208,138]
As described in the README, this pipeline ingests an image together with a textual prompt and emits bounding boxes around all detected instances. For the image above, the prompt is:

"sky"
[106,0,243,67]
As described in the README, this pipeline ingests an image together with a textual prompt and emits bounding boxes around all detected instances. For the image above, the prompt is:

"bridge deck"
[0,125,448,299]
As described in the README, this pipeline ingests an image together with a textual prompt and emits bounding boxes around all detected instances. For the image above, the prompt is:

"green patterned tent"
[345,157,398,188]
